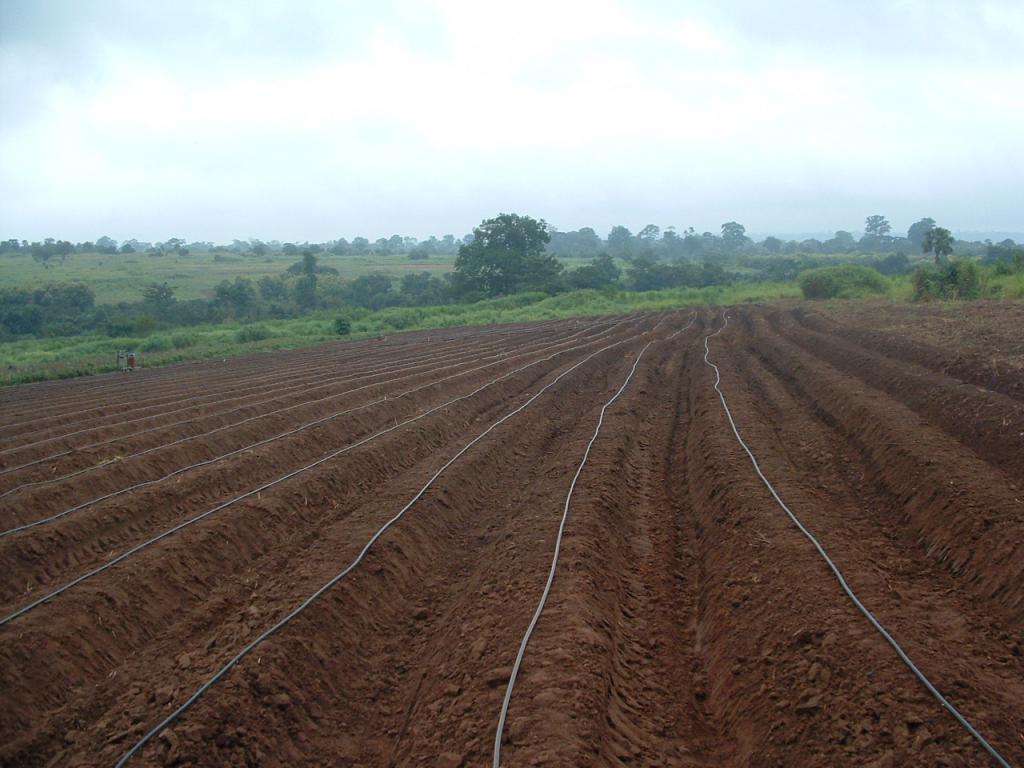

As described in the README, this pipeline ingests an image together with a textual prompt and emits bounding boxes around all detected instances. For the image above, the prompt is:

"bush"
[798,265,888,299]
[911,258,981,301]
[141,335,171,352]
[333,317,352,336]
[171,332,199,349]
[235,324,272,343]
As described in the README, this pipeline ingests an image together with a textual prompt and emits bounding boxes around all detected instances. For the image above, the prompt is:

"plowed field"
[1,305,1021,767]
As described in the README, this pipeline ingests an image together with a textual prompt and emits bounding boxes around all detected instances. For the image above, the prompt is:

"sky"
[1,0,1022,243]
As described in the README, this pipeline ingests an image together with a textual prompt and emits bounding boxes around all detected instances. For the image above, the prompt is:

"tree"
[142,282,176,315]
[637,224,661,241]
[453,213,561,297]
[822,230,856,253]
[922,227,954,263]
[258,275,289,301]
[214,277,256,318]
[400,273,448,305]
[864,215,892,238]
[606,226,635,260]
[761,236,783,254]
[348,273,394,309]
[164,237,188,256]
[1,305,43,335]
[566,254,621,290]
[291,252,319,311]
[907,218,936,250]
[720,221,748,251]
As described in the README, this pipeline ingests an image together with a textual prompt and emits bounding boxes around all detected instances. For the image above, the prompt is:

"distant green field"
[0,251,459,305]
[0,282,801,386]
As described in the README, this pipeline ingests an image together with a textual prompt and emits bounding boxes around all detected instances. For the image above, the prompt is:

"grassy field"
[0,250,609,306]
[0,282,801,385]
[0,251,460,304]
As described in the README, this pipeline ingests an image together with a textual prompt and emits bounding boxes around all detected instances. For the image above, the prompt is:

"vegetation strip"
[702,312,1012,768]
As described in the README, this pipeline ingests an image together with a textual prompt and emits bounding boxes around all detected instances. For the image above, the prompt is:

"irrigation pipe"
[702,312,1012,768]
[493,340,654,767]
[0,320,619,535]
[0,318,617,504]
[0,323,638,627]
[114,331,648,767]
[666,312,697,340]
[0,318,532,430]
[0,327,537,472]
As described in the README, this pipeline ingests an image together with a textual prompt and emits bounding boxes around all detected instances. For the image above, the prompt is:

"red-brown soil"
[1,305,1021,767]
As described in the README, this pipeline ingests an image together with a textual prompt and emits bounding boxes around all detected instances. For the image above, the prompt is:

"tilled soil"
[1,305,1021,767]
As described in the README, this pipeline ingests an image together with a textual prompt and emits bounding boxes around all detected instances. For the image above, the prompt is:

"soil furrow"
[0,327,649,766]
[724,322,1024,765]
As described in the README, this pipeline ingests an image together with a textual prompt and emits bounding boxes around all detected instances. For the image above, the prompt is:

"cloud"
[0,0,1021,241]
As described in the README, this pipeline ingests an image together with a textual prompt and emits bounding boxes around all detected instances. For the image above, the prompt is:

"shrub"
[171,332,199,349]
[141,335,171,352]
[333,317,352,336]
[235,324,272,343]
[911,258,981,301]
[798,265,888,299]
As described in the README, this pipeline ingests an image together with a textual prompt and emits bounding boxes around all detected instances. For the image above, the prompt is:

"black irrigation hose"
[0,328,525,472]
[492,339,655,767]
[703,312,1012,768]
[0,318,615,504]
[113,330,648,767]
[0,321,636,627]
[0,317,622,536]
[0,319,535,429]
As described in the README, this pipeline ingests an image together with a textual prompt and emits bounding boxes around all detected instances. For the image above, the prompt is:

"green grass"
[986,271,1024,299]
[0,251,457,304]
[0,281,800,386]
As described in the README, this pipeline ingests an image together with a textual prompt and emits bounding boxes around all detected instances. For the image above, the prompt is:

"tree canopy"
[922,226,954,263]
[452,213,562,297]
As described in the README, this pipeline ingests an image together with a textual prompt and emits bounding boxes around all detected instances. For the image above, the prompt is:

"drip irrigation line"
[0,318,616,502]
[0,322,639,627]
[0,319,546,432]
[0,319,621,534]
[666,312,697,340]
[113,329,650,767]
[493,340,654,767]
[0,326,540,472]
[702,312,1012,768]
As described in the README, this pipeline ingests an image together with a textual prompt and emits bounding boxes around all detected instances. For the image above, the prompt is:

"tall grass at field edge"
[0,282,800,385]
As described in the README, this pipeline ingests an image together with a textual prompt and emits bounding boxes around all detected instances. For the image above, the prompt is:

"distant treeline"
[3,215,1019,267]
[2,214,1022,342]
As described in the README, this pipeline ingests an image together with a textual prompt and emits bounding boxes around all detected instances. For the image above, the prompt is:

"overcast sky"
[1,0,1022,243]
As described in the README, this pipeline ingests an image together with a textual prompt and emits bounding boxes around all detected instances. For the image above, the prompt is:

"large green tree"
[453,213,562,297]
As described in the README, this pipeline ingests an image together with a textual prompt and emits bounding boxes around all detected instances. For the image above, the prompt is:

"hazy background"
[2,0,1022,242]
